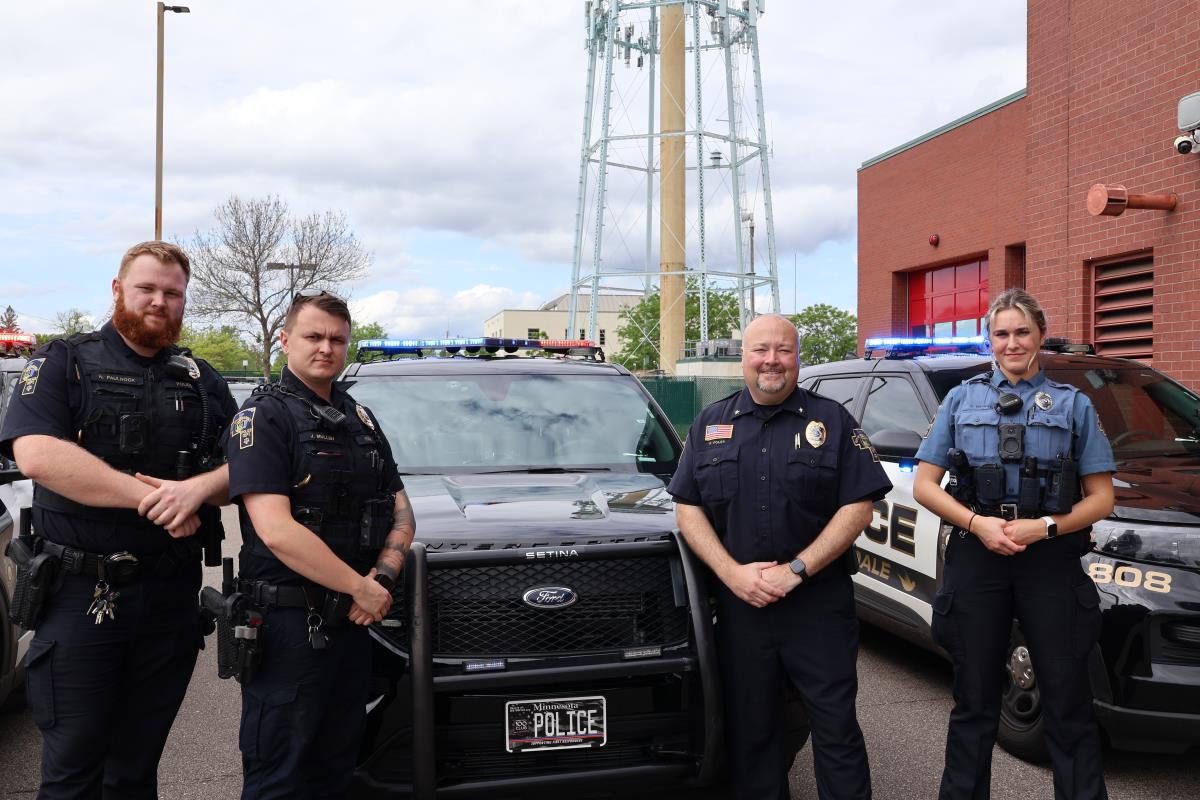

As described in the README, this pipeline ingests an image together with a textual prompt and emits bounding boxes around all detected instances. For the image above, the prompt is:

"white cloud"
[353,284,543,338]
[0,0,1026,325]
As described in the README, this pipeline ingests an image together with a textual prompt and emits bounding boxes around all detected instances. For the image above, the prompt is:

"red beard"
[111,288,183,350]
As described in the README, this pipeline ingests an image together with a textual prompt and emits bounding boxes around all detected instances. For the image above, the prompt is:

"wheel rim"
[1002,643,1042,728]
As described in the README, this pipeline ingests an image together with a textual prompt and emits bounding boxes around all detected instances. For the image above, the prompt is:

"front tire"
[997,628,1050,763]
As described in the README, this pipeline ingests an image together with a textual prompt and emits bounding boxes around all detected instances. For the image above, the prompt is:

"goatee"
[112,289,182,350]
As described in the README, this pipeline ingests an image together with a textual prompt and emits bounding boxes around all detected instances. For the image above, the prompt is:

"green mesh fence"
[639,376,743,439]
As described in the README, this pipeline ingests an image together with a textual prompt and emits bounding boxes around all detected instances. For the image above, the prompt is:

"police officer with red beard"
[1,241,235,799]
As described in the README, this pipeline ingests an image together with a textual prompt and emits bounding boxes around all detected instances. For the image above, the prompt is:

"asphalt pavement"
[1,506,1196,798]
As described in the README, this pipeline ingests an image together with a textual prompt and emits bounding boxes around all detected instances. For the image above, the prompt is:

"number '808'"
[1088,562,1172,593]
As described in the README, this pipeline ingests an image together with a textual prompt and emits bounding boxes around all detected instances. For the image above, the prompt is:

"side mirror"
[870,429,923,459]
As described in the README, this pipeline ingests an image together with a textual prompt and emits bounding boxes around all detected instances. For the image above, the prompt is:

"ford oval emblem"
[522,586,578,609]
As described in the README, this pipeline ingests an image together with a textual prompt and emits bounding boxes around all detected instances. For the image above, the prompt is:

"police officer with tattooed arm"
[224,289,413,799]
[0,241,235,799]
[668,314,891,800]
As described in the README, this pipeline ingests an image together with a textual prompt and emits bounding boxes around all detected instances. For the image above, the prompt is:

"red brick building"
[858,0,1200,387]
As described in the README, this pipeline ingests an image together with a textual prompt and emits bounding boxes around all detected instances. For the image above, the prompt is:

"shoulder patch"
[231,407,256,449]
[850,428,880,462]
[19,358,46,395]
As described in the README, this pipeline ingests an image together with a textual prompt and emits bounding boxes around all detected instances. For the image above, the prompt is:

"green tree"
[177,325,260,373]
[0,305,20,332]
[789,303,857,366]
[348,321,388,363]
[612,285,740,371]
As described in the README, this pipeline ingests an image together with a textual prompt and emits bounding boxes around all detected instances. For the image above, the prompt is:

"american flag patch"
[704,424,734,441]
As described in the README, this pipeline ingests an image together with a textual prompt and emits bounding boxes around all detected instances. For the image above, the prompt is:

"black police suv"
[796,339,1200,761]
[342,338,806,799]
[0,349,35,707]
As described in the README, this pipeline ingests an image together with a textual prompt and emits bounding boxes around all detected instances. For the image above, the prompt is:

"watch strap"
[1040,516,1058,539]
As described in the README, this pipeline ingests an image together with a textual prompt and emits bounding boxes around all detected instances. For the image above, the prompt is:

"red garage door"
[908,259,988,337]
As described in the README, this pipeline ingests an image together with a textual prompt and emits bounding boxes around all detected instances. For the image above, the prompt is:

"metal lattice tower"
[568,0,780,372]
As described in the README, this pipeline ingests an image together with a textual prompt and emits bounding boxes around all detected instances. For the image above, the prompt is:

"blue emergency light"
[863,336,990,359]
[356,336,598,357]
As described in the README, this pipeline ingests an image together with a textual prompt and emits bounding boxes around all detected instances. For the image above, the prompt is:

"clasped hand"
[725,561,796,608]
[135,473,204,538]
[973,515,1048,554]
[347,568,393,626]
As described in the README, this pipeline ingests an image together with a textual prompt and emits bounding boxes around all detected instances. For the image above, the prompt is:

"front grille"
[1158,621,1200,666]
[385,555,690,657]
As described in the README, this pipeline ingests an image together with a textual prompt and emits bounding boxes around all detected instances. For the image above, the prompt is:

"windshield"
[929,362,1200,461]
[1049,366,1200,460]
[347,372,681,476]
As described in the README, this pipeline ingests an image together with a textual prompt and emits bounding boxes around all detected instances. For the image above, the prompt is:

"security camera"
[1175,134,1195,154]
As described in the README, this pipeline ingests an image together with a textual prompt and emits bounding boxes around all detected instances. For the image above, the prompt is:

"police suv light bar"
[356,337,599,357]
[864,336,990,359]
[0,332,36,351]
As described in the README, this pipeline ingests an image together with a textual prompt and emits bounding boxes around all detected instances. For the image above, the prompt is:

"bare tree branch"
[184,195,372,378]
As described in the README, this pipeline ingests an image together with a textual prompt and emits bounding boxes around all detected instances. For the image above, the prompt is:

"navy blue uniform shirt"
[917,368,1115,501]
[0,322,235,553]
[668,386,892,565]
[225,367,404,583]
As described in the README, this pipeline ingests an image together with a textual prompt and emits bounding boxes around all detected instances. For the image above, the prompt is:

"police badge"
[805,420,827,448]
[182,355,201,381]
[356,404,375,431]
[1035,391,1054,411]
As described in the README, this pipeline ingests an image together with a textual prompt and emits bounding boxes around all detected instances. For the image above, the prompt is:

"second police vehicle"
[797,336,1200,761]
[338,337,807,799]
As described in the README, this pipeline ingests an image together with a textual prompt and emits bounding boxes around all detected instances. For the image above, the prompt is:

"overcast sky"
[1,1,1025,339]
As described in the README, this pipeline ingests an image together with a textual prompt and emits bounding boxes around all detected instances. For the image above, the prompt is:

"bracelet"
[967,513,977,534]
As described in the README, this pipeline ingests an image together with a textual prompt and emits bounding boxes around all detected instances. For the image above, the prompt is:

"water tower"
[568,0,779,373]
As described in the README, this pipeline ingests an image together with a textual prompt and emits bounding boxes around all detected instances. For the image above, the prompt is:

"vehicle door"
[855,373,941,627]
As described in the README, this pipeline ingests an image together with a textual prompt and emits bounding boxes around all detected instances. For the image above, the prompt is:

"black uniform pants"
[23,569,202,800]
[239,607,371,800]
[932,531,1106,800]
[715,573,871,800]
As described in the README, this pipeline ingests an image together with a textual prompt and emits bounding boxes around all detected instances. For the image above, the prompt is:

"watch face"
[789,558,807,576]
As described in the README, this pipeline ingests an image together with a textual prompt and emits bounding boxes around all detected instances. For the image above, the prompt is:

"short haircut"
[986,288,1047,335]
[118,241,191,282]
[283,291,351,332]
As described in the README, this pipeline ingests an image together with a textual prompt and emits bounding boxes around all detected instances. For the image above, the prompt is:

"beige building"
[483,293,642,356]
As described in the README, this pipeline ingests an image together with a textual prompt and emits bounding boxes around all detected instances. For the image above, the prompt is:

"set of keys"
[307,612,328,650]
[86,581,120,625]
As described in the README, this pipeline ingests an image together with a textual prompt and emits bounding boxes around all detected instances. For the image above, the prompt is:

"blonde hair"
[985,288,1046,335]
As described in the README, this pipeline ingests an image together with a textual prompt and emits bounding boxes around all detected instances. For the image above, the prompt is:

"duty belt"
[971,503,1043,521]
[238,580,327,610]
[35,538,155,586]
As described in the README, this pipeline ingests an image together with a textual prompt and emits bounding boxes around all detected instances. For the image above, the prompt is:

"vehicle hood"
[1112,456,1200,523]
[403,471,677,547]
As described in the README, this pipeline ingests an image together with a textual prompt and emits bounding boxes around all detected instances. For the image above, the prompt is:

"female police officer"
[225,290,413,799]
[913,288,1115,800]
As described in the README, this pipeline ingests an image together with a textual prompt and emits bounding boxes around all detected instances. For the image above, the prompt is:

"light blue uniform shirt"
[917,368,1115,503]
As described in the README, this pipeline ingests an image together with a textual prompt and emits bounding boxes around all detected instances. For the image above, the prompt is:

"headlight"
[1092,519,1200,568]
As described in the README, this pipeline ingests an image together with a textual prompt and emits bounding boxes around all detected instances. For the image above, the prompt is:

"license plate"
[505,695,607,753]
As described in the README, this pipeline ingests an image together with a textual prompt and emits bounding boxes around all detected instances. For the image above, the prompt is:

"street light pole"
[155,3,190,240]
